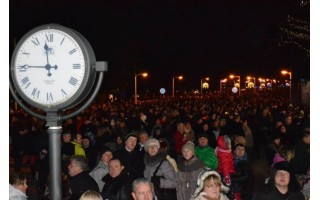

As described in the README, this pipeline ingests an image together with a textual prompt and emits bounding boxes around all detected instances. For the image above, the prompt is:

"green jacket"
[71,141,86,157]
[195,145,218,170]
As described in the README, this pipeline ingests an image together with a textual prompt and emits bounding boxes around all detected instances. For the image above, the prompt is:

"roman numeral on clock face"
[31,88,40,99]
[69,77,78,86]
[21,77,31,89]
[61,89,67,96]
[69,49,77,55]
[47,92,53,101]
[46,34,53,42]
[73,64,81,69]
[31,38,40,46]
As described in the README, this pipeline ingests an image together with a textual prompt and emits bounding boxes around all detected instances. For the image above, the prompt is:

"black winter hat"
[197,133,209,140]
[99,146,113,159]
[124,132,138,142]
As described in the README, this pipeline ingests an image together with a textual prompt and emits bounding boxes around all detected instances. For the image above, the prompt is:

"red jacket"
[215,135,235,177]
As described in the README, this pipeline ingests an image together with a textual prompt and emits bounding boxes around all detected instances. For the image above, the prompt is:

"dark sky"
[10,0,309,93]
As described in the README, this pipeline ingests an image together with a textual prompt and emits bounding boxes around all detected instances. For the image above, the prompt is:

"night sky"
[9,0,309,94]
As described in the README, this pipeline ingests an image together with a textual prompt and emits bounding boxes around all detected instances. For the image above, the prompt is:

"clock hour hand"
[19,65,46,72]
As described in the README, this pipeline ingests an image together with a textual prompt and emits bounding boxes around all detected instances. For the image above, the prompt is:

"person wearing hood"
[89,147,113,192]
[9,173,28,200]
[176,141,205,200]
[251,161,305,200]
[190,167,230,200]
[215,135,235,187]
[143,138,177,200]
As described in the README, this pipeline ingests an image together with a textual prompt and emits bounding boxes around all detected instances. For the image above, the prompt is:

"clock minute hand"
[44,43,50,65]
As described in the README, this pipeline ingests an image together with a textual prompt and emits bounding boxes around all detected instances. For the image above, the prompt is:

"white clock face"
[13,29,86,108]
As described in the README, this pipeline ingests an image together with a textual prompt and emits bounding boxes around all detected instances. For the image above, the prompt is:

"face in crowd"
[125,136,138,152]
[203,175,222,199]
[147,144,159,157]
[132,182,153,200]
[108,159,124,178]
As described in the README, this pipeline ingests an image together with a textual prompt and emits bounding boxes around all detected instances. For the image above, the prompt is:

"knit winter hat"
[193,167,229,198]
[144,138,160,151]
[124,132,138,142]
[182,141,195,153]
[99,146,113,159]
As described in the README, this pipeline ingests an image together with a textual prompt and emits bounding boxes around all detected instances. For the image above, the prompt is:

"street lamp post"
[134,72,148,105]
[247,76,256,92]
[281,70,292,101]
[229,75,241,96]
[220,78,227,93]
[200,77,210,95]
[172,75,183,97]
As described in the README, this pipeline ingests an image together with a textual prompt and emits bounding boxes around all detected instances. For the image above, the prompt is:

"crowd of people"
[9,91,310,200]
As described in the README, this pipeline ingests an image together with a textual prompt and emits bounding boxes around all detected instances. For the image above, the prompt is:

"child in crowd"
[215,135,235,186]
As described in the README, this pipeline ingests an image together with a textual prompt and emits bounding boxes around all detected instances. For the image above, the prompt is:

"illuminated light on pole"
[229,74,241,96]
[220,78,227,93]
[172,75,183,97]
[247,76,256,92]
[134,72,148,105]
[281,70,292,101]
[201,77,210,95]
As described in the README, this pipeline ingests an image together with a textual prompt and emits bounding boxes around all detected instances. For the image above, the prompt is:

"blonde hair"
[79,190,102,200]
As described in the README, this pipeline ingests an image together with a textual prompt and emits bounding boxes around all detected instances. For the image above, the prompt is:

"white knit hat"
[192,167,229,198]
[144,138,160,151]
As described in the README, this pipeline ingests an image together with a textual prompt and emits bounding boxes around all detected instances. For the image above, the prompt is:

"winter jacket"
[9,184,28,200]
[89,161,109,192]
[144,149,177,189]
[101,170,132,200]
[113,147,145,184]
[215,136,235,177]
[195,145,218,170]
[176,155,205,200]
[251,184,305,200]
[70,141,86,157]
[69,171,99,200]
[191,191,229,200]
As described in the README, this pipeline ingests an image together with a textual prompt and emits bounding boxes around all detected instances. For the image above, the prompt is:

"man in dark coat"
[113,133,144,184]
[251,161,305,200]
[101,158,132,200]
[68,155,99,200]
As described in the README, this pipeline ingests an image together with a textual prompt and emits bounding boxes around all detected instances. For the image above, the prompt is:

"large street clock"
[10,24,97,111]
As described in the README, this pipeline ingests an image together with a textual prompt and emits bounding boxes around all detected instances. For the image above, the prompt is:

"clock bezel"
[10,24,97,112]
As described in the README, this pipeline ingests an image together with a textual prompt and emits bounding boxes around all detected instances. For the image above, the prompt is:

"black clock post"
[10,24,108,200]
[10,61,107,199]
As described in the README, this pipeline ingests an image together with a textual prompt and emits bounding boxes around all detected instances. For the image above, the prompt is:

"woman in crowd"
[143,138,177,200]
[176,141,205,200]
[191,167,229,200]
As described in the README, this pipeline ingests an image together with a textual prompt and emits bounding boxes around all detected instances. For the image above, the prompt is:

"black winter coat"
[101,170,133,200]
[69,171,99,200]
[251,184,305,200]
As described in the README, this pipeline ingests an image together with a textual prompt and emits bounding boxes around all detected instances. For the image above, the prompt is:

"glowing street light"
[247,76,256,92]
[220,78,227,93]
[134,72,148,104]
[200,77,210,95]
[281,70,292,100]
[172,75,183,97]
[229,74,241,96]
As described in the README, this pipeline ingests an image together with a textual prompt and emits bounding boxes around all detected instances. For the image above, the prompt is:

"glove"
[151,176,161,187]
[223,175,231,186]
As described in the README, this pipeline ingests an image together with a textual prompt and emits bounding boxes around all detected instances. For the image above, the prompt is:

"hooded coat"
[176,155,205,200]
[215,136,235,177]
